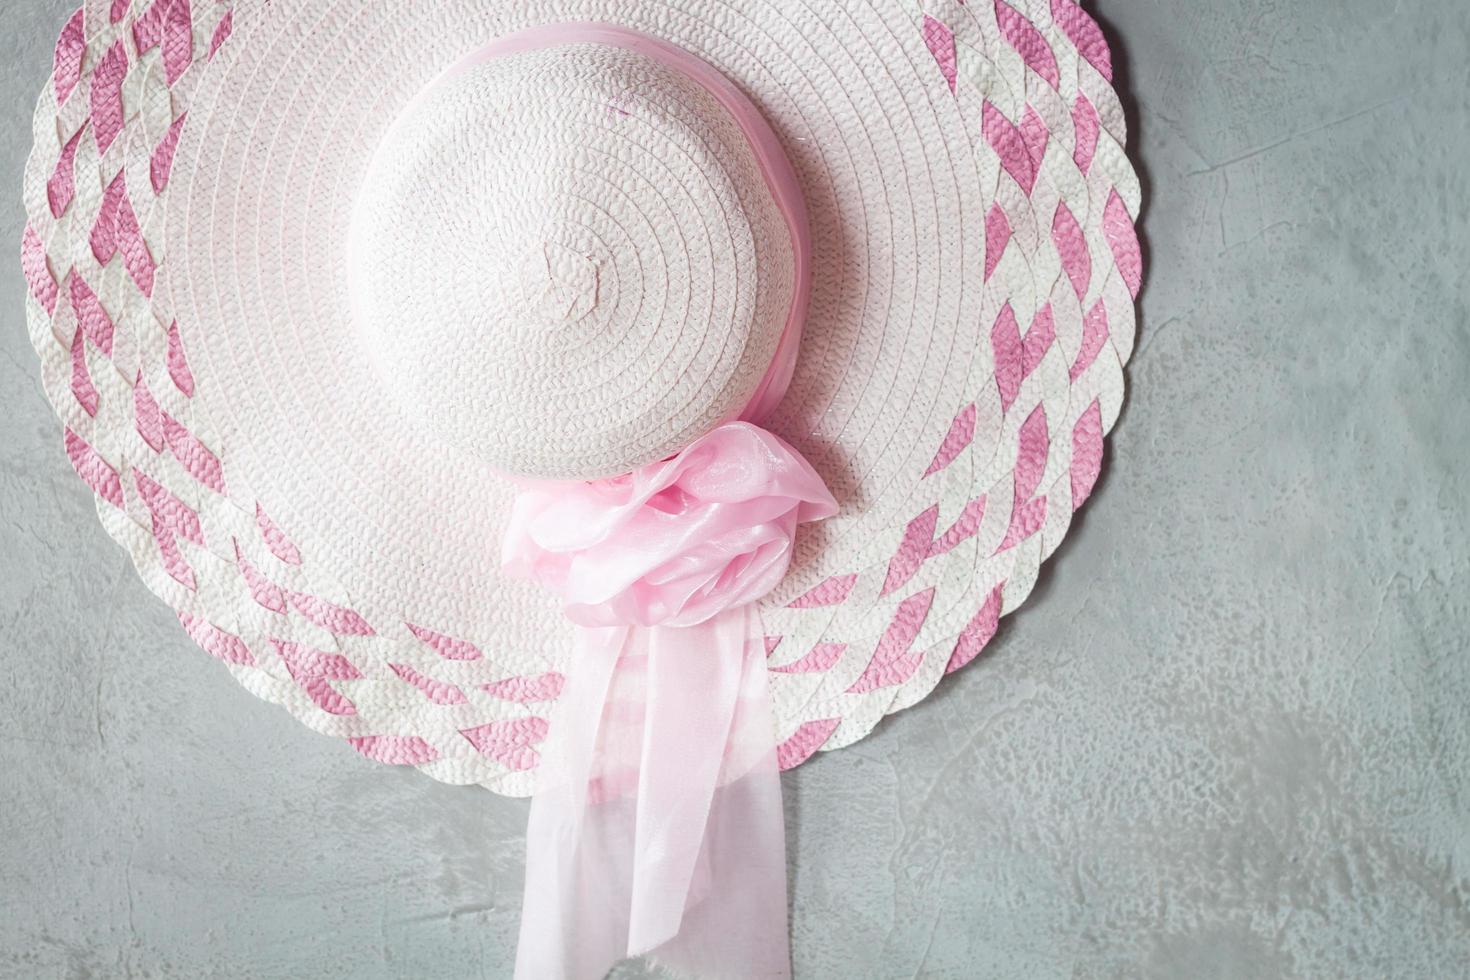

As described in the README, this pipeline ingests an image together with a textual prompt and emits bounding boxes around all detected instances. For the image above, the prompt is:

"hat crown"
[347,41,797,480]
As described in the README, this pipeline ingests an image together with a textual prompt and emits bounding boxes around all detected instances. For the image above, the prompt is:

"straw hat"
[21,0,1140,797]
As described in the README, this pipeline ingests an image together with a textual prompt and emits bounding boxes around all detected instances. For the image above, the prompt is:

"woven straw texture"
[21,0,1141,796]
[347,40,797,479]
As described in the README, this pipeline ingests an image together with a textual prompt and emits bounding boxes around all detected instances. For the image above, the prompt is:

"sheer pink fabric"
[513,610,790,978]
[492,24,826,977]
[503,424,836,629]
[504,425,835,978]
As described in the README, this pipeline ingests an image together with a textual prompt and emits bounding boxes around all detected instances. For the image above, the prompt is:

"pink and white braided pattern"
[764,0,1140,764]
[20,0,1140,794]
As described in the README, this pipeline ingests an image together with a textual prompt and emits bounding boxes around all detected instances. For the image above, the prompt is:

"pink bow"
[504,422,835,979]
[504,423,836,629]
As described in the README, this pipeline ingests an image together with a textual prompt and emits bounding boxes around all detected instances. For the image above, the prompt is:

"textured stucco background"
[3,0,1468,977]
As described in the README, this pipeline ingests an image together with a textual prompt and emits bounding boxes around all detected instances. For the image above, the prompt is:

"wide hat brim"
[22,0,1141,795]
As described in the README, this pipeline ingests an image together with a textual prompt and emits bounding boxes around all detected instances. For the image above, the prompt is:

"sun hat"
[20,0,1141,975]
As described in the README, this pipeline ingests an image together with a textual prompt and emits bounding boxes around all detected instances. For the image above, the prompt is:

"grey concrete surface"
[3,1,1469,977]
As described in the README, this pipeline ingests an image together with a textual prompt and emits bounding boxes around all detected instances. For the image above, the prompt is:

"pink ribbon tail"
[514,605,791,979]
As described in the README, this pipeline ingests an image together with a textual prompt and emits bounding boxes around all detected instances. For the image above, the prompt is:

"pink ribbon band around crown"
[484,23,834,980]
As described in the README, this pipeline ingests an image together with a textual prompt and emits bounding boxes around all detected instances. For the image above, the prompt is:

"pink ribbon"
[503,424,836,629]
[486,24,825,976]
[504,424,836,978]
